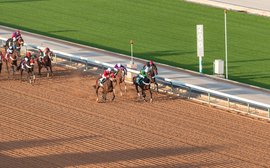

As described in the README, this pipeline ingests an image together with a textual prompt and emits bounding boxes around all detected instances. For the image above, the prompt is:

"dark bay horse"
[113,68,127,96]
[17,56,35,84]
[37,51,53,77]
[95,76,115,102]
[133,75,153,103]
[2,49,19,79]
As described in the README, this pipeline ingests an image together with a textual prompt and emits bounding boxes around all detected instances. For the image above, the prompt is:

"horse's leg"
[149,89,153,103]
[124,80,127,93]
[118,80,123,96]
[38,65,42,77]
[20,69,23,82]
[102,92,106,101]
[112,90,115,101]
[31,67,35,83]
[46,66,49,77]
[142,90,146,102]
[49,64,53,77]
[135,84,140,97]
[6,62,10,79]
[96,86,100,102]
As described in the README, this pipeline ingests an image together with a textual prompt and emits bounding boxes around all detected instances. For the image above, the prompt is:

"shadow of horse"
[17,57,36,84]
[133,75,153,103]
[113,69,127,96]
[94,76,115,102]
[37,51,53,77]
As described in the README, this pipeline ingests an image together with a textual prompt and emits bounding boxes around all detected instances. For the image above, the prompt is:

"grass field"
[1,0,270,89]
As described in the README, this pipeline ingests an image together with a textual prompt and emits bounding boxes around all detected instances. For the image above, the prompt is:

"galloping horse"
[94,76,115,102]
[17,56,35,84]
[113,68,127,96]
[5,37,24,57]
[2,49,19,79]
[133,75,153,103]
[37,51,53,77]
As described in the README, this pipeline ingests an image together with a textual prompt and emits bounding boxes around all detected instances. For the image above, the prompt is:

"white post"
[130,40,134,65]
[224,10,228,79]
[196,25,204,73]
[199,56,202,73]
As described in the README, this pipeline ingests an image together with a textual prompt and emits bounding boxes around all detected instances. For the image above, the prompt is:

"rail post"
[227,98,230,109]
[208,93,211,105]
[85,59,88,71]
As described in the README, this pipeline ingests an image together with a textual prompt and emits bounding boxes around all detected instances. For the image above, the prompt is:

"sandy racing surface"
[1,64,270,168]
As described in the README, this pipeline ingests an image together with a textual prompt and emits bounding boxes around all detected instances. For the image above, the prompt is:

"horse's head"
[146,71,155,83]
[17,37,24,46]
[47,51,54,61]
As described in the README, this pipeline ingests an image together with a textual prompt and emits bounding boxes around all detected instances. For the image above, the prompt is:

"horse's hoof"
[137,93,140,97]
[96,98,99,102]
[150,99,153,103]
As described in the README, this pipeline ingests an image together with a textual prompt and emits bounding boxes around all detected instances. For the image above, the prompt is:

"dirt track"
[1,65,270,168]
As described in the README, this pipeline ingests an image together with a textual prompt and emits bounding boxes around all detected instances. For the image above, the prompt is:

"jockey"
[5,46,14,60]
[15,30,21,40]
[99,67,114,86]
[113,63,127,75]
[38,49,44,62]
[39,47,50,62]
[19,52,31,70]
[11,32,16,42]
[12,30,22,42]
[136,69,147,84]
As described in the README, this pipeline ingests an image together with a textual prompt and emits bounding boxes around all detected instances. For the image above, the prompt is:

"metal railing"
[1,37,269,119]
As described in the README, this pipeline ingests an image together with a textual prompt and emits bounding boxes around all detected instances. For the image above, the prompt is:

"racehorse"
[2,49,19,79]
[133,75,153,103]
[94,76,115,102]
[17,56,36,84]
[37,51,53,77]
[5,37,24,56]
[113,68,127,96]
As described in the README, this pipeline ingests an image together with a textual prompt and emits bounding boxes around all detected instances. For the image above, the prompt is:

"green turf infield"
[1,0,270,89]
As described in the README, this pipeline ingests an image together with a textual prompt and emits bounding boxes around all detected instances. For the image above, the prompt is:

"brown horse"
[95,76,115,102]
[5,37,24,57]
[2,49,19,79]
[113,68,127,96]
[133,75,153,103]
[17,56,35,84]
[37,51,53,77]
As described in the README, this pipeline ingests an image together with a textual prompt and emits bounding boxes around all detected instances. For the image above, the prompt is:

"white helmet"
[117,63,121,67]
[9,46,13,50]
[107,68,112,71]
